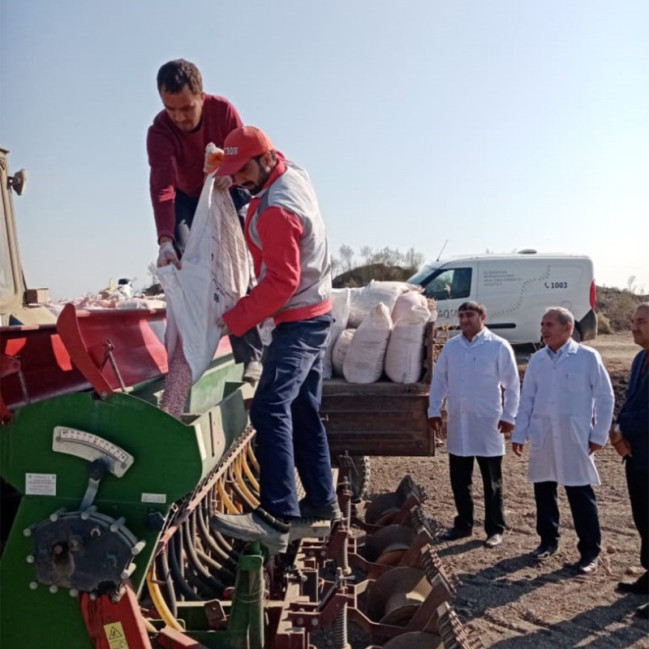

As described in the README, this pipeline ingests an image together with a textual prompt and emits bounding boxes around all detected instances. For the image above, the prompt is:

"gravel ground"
[363,333,648,648]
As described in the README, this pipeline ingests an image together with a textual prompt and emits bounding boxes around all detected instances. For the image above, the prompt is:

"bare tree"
[404,247,424,269]
[148,262,159,285]
[627,275,636,293]
[338,245,355,272]
[360,246,373,265]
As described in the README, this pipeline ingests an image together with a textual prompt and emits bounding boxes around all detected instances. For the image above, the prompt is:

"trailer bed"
[321,378,434,456]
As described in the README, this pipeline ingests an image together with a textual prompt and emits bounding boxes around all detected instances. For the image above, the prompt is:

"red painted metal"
[56,303,168,396]
[80,584,153,649]
[0,322,86,414]
[0,303,233,417]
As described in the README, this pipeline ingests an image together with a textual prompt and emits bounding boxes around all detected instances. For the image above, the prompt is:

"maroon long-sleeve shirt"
[146,93,242,242]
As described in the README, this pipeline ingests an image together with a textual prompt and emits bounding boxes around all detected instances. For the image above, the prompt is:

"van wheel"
[334,455,371,502]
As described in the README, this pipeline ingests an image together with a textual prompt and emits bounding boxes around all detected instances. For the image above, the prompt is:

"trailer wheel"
[334,455,371,502]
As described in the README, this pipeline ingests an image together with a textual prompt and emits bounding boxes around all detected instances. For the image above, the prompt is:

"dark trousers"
[625,458,649,571]
[173,189,262,365]
[250,315,335,518]
[449,454,505,536]
[534,481,601,561]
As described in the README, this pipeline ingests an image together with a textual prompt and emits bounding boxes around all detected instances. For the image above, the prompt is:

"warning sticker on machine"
[104,621,129,648]
[25,473,56,496]
[141,492,167,504]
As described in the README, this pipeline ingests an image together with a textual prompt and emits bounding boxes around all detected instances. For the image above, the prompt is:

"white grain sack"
[343,303,393,383]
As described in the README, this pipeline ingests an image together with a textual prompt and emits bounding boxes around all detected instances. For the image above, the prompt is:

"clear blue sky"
[2,0,647,299]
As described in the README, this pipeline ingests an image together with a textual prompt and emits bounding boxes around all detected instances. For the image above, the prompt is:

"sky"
[1,0,648,300]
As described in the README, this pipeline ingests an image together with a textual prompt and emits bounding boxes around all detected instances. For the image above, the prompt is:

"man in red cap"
[209,126,340,554]
[147,59,263,383]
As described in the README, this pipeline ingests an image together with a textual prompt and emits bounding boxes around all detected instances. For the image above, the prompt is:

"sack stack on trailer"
[324,280,438,385]
[321,281,440,469]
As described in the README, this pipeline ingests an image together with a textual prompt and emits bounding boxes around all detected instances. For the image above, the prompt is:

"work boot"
[210,508,289,555]
[288,519,335,542]
[298,498,343,521]
[242,361,263,385]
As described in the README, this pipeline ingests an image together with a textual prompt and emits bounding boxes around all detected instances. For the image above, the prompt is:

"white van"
[408,251,597,345]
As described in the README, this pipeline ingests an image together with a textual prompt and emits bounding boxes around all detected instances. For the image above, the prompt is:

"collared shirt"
[428,327,520,457]
[545,339,570,363]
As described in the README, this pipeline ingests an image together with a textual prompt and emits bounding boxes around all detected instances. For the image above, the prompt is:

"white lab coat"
[512,340,614,486]
[428,328,520,457]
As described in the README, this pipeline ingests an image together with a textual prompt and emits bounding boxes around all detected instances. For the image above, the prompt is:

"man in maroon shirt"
[147,59,262,381]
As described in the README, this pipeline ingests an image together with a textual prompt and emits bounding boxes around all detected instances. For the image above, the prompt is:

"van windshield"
[412,267,472,301]
[408,265,435,284]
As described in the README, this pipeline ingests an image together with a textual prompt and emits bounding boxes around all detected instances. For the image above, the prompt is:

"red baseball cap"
[215,126,275,176]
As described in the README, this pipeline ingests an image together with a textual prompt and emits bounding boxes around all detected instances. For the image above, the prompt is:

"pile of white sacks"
[324,280,437,384]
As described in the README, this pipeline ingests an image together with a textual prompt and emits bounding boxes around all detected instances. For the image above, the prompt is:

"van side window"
[421,268,472,300]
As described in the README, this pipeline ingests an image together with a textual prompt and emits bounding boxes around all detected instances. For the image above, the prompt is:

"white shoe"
[485,533,503,548]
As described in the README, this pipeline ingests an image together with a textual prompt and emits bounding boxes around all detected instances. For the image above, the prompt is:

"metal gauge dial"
[52,426,134,477]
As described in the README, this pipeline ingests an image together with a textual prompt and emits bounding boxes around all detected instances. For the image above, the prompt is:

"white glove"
[157,242,181,269]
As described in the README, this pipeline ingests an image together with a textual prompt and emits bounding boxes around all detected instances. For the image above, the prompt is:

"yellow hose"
[145,566,184,632]
[233,455,259,508]
[246,442,260,473]
[241,447,260,493]
[217,480,241,514]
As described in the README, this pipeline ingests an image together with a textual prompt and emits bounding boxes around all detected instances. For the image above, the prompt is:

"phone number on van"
[544,281,568,289]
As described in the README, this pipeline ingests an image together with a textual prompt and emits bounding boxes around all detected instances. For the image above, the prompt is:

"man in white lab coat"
[512,307,614,575]
[428,301,520,548]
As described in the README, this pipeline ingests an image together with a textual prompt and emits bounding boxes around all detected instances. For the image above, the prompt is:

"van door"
[415,263,476,332]
[475,257,594,345]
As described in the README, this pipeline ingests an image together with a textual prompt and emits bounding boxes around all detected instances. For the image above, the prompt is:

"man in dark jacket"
[611,303,649,611]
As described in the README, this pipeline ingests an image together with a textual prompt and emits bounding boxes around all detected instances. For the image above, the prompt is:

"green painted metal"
[0,354,255,649]
[170,544,265,649]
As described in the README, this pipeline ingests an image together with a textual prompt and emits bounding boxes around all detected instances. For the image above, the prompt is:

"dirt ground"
[367,333,648,648]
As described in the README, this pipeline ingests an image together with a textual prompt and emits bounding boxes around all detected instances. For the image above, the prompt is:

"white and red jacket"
[223,156,332,337]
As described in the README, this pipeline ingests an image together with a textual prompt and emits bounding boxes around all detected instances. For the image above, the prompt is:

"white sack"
[323,288,351,379]
[343,303,393,384]
[384,305,430,383]
[331,328,355,377]
[348,280,418,328]
[391,290,429,324]
[158,174,249,383]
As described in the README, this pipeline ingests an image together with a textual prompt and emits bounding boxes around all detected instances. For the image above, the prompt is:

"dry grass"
[596,287,647,333]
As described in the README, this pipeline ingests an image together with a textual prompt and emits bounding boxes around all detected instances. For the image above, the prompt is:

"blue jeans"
[250,314,335,518]
[173,189,262,364]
